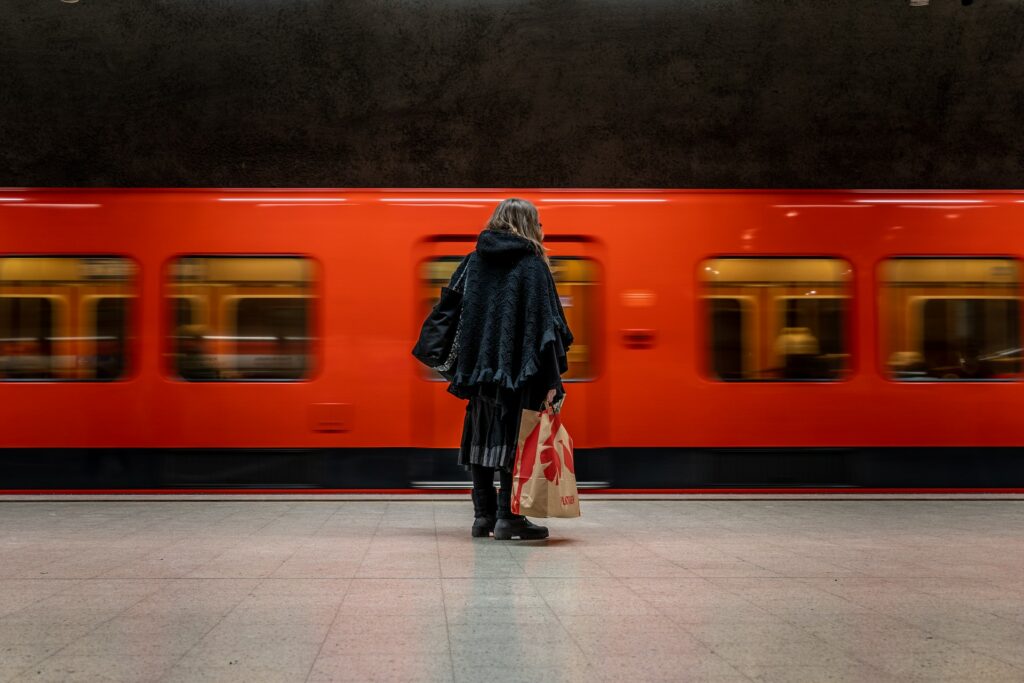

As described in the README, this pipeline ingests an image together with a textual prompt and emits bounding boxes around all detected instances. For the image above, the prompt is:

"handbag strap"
[451,252,474,293]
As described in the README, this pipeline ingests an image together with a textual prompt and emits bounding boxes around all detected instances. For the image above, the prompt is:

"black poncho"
[448,230,573,471]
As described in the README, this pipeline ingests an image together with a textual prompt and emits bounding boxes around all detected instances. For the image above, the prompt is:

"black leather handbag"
[412,255,472,380]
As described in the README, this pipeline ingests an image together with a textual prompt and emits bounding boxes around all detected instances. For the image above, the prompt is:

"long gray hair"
[485,198,548,265]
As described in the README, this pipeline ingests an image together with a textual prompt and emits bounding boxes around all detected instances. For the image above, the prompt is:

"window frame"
[0,254,139,382]
[162,253,322,383]
[547,255,600,383]
[876,255,1023,383]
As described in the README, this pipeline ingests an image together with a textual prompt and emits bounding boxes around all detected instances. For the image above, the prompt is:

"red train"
[2,188,1023,492]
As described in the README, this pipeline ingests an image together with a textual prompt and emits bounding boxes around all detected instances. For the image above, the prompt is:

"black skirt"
[457,388,523,471]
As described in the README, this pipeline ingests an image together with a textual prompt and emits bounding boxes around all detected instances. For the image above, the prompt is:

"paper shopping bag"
[511,407,580,518]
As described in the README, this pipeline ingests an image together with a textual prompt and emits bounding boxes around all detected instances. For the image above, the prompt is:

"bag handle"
[451,253,473,293]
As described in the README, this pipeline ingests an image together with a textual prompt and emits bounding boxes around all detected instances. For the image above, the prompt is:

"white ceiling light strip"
[853,199,985,204]
[540,198,667,203]
[218,197,348,202]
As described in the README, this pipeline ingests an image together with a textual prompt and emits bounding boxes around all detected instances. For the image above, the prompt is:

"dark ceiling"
[1,0,1021,188]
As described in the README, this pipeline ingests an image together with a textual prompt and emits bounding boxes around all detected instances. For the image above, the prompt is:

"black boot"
[494,487,549,541]
[471,487,497,538]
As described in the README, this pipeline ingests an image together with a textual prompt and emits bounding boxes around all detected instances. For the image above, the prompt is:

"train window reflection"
[881,258,1021,381]
[0,256,136,381]
[168,256,316,381]
[707,298,748,380]
[420,256,596,380]
[701,258,851,381]
[172,296,200,331]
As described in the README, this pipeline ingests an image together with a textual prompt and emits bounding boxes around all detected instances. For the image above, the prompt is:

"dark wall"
[1,0,1022,188]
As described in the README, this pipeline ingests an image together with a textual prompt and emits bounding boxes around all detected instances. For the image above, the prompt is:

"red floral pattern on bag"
[539,423,561,484]
[512,407,580,518]
[512,416,540,514]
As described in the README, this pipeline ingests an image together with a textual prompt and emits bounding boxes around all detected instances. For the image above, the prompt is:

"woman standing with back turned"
[445,198,573,540]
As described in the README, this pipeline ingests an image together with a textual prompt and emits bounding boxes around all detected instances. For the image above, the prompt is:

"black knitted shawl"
[447,230,573,399]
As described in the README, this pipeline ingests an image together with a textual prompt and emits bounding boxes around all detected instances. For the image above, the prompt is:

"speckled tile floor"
[1,499,1024,682]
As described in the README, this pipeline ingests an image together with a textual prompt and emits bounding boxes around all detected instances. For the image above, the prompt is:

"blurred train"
[2,189,1024,492]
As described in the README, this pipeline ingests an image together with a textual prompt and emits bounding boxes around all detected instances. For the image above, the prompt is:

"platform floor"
[1,499,1024,682]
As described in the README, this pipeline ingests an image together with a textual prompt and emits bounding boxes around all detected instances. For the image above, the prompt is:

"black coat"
[446,229,573,406]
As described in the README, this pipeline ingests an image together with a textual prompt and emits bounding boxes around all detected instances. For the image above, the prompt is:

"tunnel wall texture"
[1,0,1022,188]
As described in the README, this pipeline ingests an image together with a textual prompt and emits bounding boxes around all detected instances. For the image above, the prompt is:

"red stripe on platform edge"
[2,487,1024,495]
[584,487,1024,494]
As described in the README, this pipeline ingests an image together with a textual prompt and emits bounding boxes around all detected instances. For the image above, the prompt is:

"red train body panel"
[1,189,1023,490]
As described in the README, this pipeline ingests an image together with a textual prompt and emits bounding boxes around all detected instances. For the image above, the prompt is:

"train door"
[412,237,606,463]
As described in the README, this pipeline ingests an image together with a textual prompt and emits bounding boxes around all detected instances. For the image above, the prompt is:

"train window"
[701,258,852,381]
[880,258,1021,381]
[419,256,597,380]
[168,256,316,381]
[0,256,136,381]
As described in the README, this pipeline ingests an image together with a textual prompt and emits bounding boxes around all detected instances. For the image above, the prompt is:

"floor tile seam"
[299,578,355,683]
[344,498,391,585]
[9,578,171,680]
[522,573,603,674]
[697,578,831,620]
[435,503,457,683]
[942,641,1024,672]
[701,621,895,680]
[12,575,170,619]
[803,576,1003,604]
[938,605,1024,629]
[646,584,775,681]
[104,534,247,570]
[784,579,1018,633]
[742,590,894,622]
[176,512,295,573]
[649,551,713,578]
[501,535,527,572]
[733,585,963,675]
[750,547,881,572]
[641,537,795,568]
[761,573,1022,580]
[1,578,89,620]
[350,500,399,577]
[600,570,703,620]
[791,575,917,603]
[634,542,719,569]
[640,617,752,680]
[577,535,696,571]
[262,504,338,586]
[733,534,852,555]
[103,509,211,546]
[695,549,787,580]
[28,553,126,582]
[157,574,278,679]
